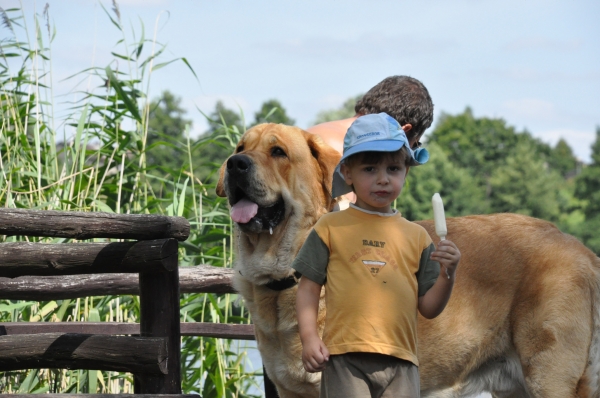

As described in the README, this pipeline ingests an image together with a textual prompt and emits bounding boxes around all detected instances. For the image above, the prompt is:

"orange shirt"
[311,206,436,365]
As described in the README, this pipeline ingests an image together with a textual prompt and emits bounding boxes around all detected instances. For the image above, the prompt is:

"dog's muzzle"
[226,154,285,234]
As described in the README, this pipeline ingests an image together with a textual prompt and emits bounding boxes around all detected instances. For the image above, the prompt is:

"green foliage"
[420,108,600,254]
[488,140,562,221]
[573,127,600,254]
[397,143,488,220]
[205,101,246,134]
[571,216,600,256]
[146,90,193,171]
[547,138,578,177]
[0,4,255,395]
[428,108,521,183]
[193,101,245,186]
[575,164,600,218]
[252,99,295,126]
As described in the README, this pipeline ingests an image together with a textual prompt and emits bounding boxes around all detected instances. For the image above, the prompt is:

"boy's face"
[340,153,407,213]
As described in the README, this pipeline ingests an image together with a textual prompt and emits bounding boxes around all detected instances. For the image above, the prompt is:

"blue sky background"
[5,0,599,164]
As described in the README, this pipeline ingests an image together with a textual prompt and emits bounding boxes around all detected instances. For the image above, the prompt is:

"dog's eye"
[236,145,244,153]
[271,146,287,158]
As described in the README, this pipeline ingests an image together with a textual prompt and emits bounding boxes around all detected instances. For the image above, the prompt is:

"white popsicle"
[432,193,447,240]
[432,193,450,279]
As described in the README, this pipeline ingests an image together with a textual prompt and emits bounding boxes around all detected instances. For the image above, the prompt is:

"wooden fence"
[0,208,276,397]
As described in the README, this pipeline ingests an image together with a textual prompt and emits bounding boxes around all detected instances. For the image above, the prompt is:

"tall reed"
[0,3,257,396]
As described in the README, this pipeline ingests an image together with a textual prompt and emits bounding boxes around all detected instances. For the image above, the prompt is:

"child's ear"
[340,163,353,186]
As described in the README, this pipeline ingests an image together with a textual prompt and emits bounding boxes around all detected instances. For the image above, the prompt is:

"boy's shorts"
[320,352,420,398]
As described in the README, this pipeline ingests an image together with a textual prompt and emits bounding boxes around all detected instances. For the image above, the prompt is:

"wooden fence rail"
[0,239,178,278]
[0,322,256,341]
[0,333,167,374]
[0,208,189,241]
[0,209,191,396]
[0,209,275,396]
[0,265,253,340]
[11,395,199,398]
[0,265,235,300]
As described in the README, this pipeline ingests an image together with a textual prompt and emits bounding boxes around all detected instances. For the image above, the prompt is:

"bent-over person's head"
[354,76,434,146]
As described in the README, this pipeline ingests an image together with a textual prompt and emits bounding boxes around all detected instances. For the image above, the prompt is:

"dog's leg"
[510,274,592,398]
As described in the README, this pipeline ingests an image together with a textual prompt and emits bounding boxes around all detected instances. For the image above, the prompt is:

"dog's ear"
[304,131,342,211]
[215,161,227,197]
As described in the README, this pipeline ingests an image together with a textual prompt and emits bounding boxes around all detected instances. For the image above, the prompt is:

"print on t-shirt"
[362,260,386,276]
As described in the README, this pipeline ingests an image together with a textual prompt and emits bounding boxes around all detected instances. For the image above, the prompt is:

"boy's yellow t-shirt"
[293,205,439,366]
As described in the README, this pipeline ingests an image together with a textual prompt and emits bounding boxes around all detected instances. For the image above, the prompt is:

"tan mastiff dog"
[217,123,600,398]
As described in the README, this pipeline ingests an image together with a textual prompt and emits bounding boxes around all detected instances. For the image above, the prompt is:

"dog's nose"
[227,154,252,173]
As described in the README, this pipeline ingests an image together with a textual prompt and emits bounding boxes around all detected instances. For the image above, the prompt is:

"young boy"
[308,75,434,210]
[293,112,461,397]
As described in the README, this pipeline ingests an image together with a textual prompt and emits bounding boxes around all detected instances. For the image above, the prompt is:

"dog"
[217,123,600,398]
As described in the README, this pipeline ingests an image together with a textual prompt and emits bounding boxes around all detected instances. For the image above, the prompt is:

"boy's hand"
[301,335,330,373]
[431,239,461,278]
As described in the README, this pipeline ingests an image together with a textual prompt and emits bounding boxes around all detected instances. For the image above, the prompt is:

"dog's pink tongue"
[230,198,259,223]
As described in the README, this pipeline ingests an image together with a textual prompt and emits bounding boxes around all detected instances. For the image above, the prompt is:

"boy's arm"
[418,240,461,319]
[296,277,329,372]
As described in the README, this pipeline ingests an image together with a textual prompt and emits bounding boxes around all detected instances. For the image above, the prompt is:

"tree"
[573,127,600,254]
[547,138,578,177]
[312,94,362,125]
[427,108,521,190]
[396,143,488,221]
[146,91,192,171]
[252,99,295,126]
[488,140,563,221]
[194,101,245,186]
[424,108,581,228]
[574,127,600,217]
[205,100,244,134]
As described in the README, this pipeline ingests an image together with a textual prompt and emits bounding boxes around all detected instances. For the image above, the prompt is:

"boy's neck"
[350,203,398,216]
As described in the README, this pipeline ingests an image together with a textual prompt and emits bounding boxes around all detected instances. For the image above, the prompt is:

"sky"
[4,0,599,166]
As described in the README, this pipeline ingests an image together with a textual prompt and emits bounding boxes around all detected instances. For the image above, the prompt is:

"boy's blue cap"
[331,112,430,198]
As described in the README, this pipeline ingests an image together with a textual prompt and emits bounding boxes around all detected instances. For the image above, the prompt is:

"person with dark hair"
[354,76,433,146]
[295,113,460,397]
[308,75,434,154]
[308,75,434,207]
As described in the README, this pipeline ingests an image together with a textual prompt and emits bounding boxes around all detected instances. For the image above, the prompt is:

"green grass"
[0,3,258,396]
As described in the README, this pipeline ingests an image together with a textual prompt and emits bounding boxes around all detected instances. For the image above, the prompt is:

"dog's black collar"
[264,271,302,291]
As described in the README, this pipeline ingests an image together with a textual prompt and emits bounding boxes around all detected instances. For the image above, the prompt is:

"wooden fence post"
[137,267,182,393]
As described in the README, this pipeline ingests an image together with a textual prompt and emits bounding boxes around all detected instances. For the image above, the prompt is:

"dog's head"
[216,123,340,284]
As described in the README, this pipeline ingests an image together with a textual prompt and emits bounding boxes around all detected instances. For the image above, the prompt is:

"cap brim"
[331,141,431,198]
[340,140,404,163]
